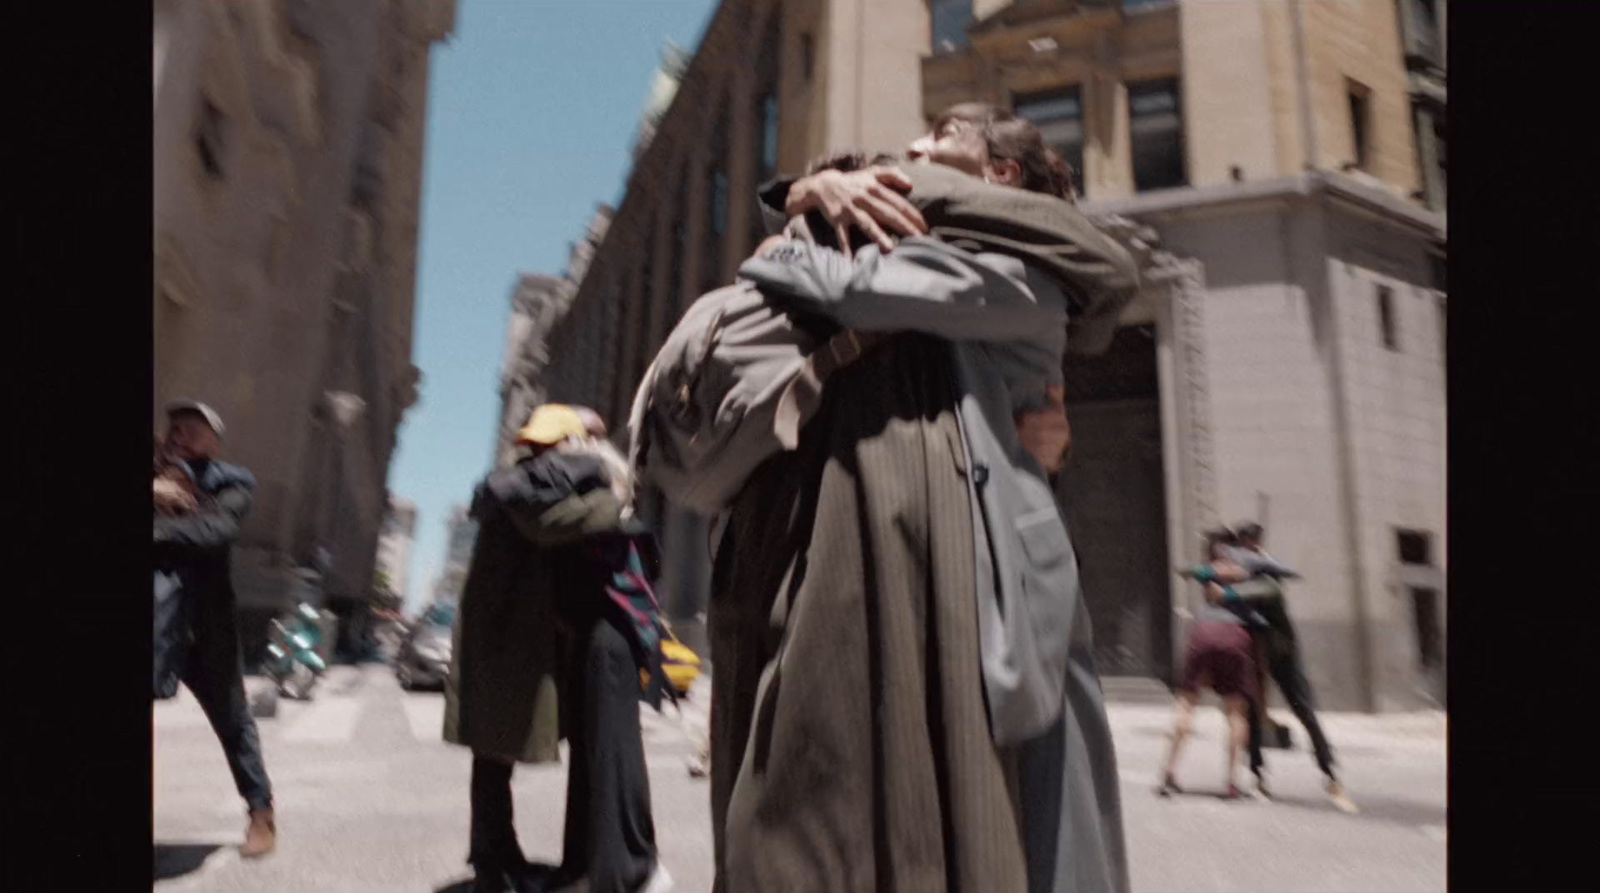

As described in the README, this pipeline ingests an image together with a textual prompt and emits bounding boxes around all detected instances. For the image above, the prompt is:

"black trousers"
[469,616,656,892]
[560,615,657,893]
[181,592,273,811]
[1246,620,1336,779]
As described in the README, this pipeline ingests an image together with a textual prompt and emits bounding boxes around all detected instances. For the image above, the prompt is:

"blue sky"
[391,0,718,611]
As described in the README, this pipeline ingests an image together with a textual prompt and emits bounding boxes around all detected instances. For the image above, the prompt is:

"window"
[752,15,781,253]
[1397,529,1432,566]
[195,96,228,179]
[1128,79,1187,192]
[705,168,728,290]
[1436,295,1447,361]
[1347,81,1372,171]
[759,93,780,182]
[1403,0,1444,69]
[1014,88,1085,198]
[1414,105,1447,211]
[670,174,688,324]
[930,0,973,54]
[1377,284,1398,350]
[641,214,656,345]
[1432,112,1447,192]
[1410,588,1443,670]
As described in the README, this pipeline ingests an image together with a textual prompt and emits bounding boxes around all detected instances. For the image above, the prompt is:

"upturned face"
[164,412,219,461]
[906,117,991,177]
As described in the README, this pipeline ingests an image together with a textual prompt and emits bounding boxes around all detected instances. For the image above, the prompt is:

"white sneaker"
[1325,779,1359,814]
[639,863,674,893]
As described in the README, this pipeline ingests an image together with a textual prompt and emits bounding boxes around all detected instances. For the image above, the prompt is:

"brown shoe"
[240,808,276,858]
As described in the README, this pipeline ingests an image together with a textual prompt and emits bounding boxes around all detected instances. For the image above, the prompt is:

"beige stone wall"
[1154,202,1363,707]
[1146,186,1444,711]
[153,0,453,614]
[1177,0,1279,186]
[1272,0,1419,193]
[822,0,930,156]
[1323,213,1446,710]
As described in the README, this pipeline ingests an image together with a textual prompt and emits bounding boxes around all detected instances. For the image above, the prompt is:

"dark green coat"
[443,452,623,764]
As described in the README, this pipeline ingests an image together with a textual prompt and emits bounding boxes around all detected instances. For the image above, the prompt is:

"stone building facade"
[374,495,417,607]
[540,0,1446,711]
[429,503,478,608]
[493,205,614,469]
[153,0,456,652]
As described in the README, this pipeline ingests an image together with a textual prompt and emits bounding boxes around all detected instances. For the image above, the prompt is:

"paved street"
[155,665,1444,892]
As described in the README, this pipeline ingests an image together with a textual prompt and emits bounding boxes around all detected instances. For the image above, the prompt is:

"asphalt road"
[154,665,1445,892]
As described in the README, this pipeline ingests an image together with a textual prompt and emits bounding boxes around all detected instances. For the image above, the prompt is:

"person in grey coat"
[710,106,1136,893]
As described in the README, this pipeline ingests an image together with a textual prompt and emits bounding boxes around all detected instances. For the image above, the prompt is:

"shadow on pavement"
[433,862,560,893]
[153,843,223,881]
[1265,791,1447,827]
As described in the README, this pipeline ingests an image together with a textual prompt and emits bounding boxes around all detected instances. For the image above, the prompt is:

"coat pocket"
[1015,507,1070,571]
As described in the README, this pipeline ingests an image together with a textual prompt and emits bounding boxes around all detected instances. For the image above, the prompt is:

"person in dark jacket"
[153,400,276,858]
[1228,521,1356,813]
[445,404,668,893]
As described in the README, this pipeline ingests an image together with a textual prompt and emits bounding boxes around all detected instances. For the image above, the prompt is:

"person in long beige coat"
[708,106,1133,893]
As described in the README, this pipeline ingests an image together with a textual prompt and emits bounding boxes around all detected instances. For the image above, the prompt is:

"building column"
[1152,257,1220,677]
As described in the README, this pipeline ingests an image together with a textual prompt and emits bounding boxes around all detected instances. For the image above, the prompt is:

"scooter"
[264,602,328,701]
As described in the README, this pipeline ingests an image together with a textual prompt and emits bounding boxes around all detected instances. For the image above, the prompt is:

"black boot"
[470,756,526,892]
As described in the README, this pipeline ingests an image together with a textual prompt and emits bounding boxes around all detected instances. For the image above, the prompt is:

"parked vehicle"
[264,602,328,701]
[396,601,455,691]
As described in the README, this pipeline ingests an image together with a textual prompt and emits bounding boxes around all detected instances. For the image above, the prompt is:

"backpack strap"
[772,328,886,450]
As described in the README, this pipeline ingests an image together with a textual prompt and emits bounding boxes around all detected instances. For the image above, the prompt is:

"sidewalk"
[1107,698,1446,892]
[679,676,1446,892]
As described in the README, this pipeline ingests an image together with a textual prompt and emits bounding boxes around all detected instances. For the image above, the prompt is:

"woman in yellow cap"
[445,403,670,893]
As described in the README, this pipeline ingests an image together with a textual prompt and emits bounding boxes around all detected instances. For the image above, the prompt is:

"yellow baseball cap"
[516,403,587,446]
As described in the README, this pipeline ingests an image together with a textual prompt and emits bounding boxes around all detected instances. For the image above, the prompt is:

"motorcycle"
[264,602,328,701]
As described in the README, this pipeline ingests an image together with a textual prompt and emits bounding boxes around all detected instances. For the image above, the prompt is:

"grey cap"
[165,399,225,438]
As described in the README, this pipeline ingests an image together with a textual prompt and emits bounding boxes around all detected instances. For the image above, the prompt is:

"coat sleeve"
[757,175,796,237]
[506,490,625,548]
[153,484,252,552]
[1241,553,1301,580]
[738,238,1066,344]
[900,164,1140,355]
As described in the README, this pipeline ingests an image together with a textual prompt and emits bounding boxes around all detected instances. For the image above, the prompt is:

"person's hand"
[754,234,787,257]
[1016,385,1071,473]
[784,166,928,256]
[153,478,197,514]
[1203,582,1227,605]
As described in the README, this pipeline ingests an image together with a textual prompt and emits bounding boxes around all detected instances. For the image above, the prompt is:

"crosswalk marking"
[402,692,448,742]
[155,667,715,748]
[282,693,365,743]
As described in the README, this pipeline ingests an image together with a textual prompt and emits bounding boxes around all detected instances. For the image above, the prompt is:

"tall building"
[153,0,457,652]
[543,0,1446,712]
[374,495,417,607]
[493,205,614,468]
[542,0,936,654]
[431,503,478,607]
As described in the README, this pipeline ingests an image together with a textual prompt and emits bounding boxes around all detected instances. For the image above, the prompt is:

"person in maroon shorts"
[1157,530,1263,800]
